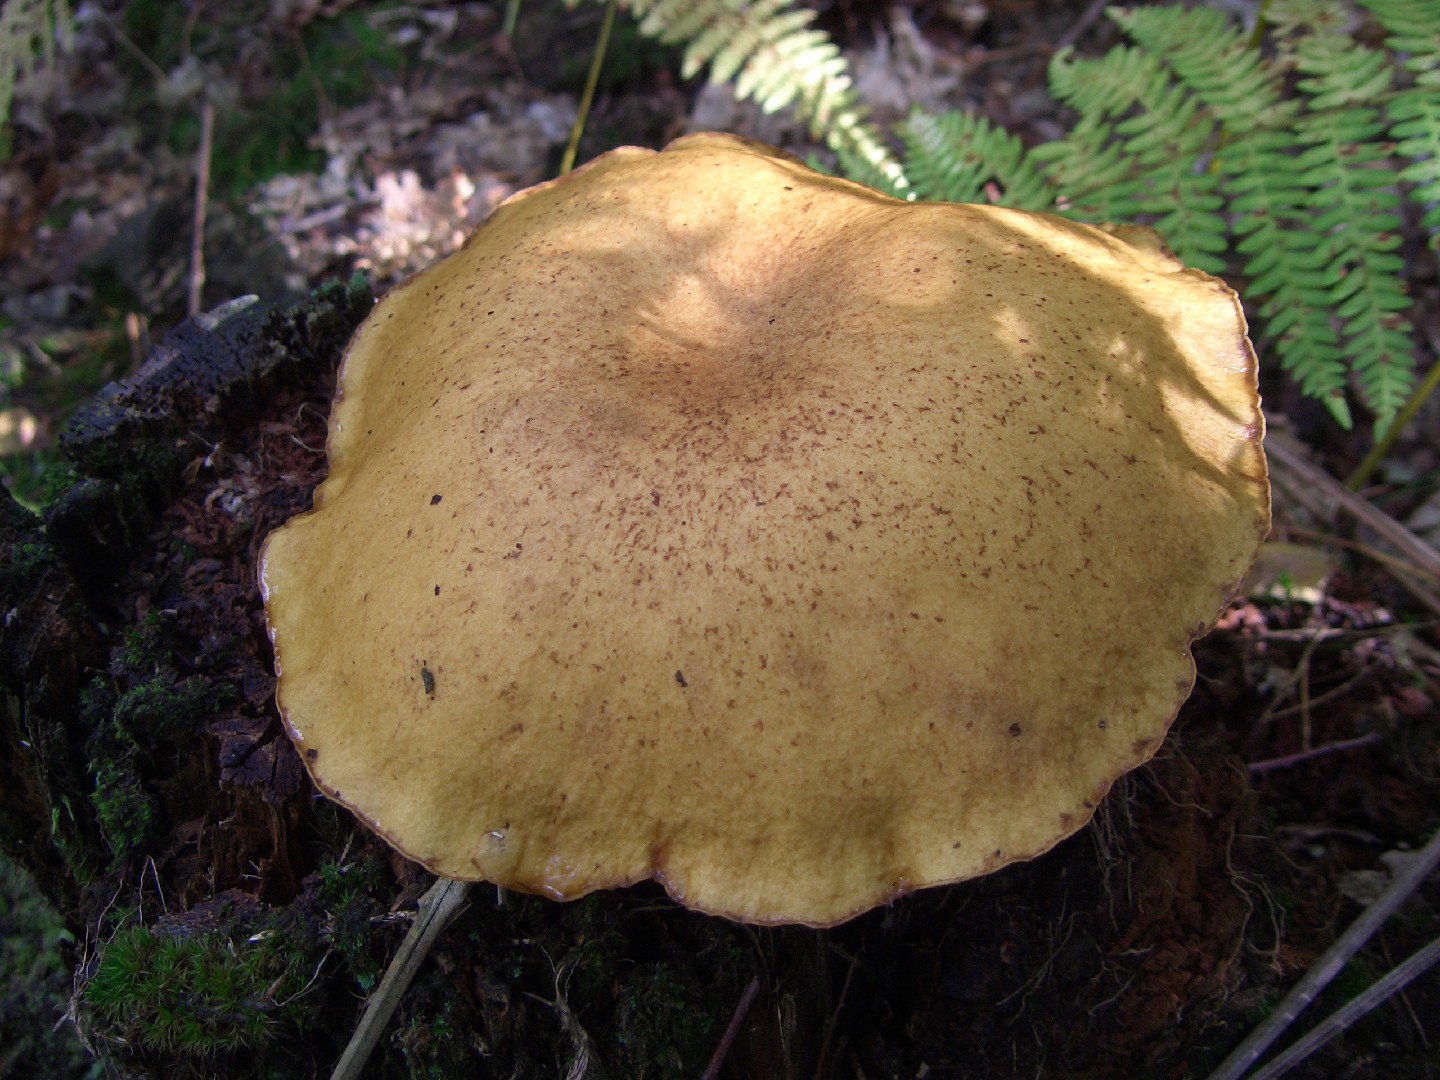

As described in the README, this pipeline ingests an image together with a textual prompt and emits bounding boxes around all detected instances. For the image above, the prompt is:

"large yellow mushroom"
[261,132,1269,930]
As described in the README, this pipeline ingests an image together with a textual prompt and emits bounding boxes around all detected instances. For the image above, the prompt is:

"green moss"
[86,607,234,828]
[82,622,229,860]
[113,674,220,745]
[545,897,734,1078]
[5,539,55,578]
[89,754,155,859]
[610,963,718,1079]
[396,993,472,1080]
[311,856,388,993]
[80,677,155,860]
[85,924,308,1059]
[48,796,98,890]
[112,613,167,676]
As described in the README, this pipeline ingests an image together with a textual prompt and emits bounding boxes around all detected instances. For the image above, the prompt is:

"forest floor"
[1,2,1438,1079]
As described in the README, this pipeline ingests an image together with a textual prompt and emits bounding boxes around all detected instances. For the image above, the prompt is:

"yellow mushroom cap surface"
[260,132,1270,926]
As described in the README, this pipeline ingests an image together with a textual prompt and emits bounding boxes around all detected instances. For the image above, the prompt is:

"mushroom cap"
[260,133,1269,926]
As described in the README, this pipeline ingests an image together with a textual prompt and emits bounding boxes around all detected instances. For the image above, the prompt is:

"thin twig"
[1260,663,1381,725]
[1267,431,1440,578]
[1257,622,1434,643]
[97,8,167,82]
[188,100,215,318]
[559,0,617,175]
[1247,733,1382,775]
[1247,934,1440,1080]
[1275,526,1440,588]
[1205,825,1440,1080]
[144,855,167,914]
[1265,431,1440,616]
[274,951,330,1008]
[701,977,761,1080]
[1056,0,1110,48]
[1251,633,1324,737]
[330,877,472,1080]
[814,948,860,1080]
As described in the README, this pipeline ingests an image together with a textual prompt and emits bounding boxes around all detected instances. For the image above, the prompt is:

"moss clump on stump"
[84,923,310,1060]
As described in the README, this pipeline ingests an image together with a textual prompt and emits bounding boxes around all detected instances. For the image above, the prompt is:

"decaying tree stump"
[1,282,387,1070]
[4,284,373,918]
[2,285,371,915]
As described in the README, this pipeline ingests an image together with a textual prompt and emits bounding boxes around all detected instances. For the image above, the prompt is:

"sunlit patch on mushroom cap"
[259,132,1270,927]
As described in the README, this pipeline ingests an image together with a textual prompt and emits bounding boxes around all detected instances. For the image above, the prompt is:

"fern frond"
[1108,6,1287,132]
[713,4,812,84]
[1288,27,1414,422]
[1032,47,1161,219]
[1295,31,1396,109]
[1037,42,1228,269]
[1359,0,1440,243]
[898,110,1054,210]
[1357,0,1440,81]
[1182,19,1330,400]
[1389,90,1440,239]
[1265,0,1353,40]
[828,117,909,195]
[1028,121,1142,221]
[736,28,832,107]
[1045,44,1155,122]
[621,0,909,196]
[1219,119,1351,424]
